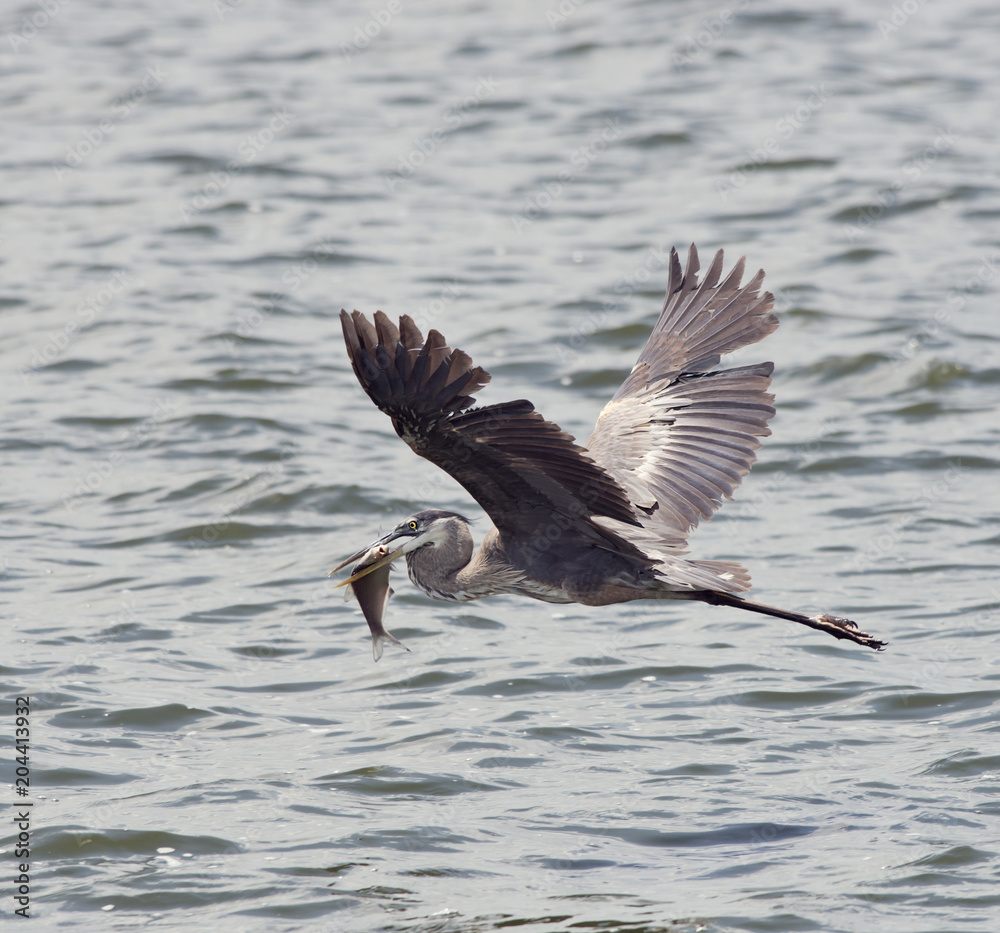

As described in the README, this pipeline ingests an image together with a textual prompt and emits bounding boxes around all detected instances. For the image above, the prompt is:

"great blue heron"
[333,245,886,660]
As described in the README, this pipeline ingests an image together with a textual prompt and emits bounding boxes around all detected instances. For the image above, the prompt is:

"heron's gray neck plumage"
[404,517,482,601]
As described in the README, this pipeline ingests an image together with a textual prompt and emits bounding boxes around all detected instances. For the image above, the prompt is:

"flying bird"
[333,245,885,660]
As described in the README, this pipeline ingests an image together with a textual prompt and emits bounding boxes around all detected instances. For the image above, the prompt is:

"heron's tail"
[646,554,752,594]
[683,559,752,592]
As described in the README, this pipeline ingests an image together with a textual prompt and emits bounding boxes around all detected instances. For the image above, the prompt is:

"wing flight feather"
[341,310,648,559]
[587,246,778,549]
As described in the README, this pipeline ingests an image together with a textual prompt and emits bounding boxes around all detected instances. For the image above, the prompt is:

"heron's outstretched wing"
[586,245,778,548]
[340,310,649,559]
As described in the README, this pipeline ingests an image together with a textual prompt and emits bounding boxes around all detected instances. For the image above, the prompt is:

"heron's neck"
[404,522,486,602]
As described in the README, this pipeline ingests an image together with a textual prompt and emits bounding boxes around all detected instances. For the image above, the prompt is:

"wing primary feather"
[585,245,781,545]
[339,309,646,556]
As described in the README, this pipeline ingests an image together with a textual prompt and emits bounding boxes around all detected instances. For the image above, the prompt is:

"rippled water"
[4,0,1000,930]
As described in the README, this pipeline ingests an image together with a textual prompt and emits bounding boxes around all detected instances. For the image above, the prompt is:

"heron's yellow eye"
[407,520,418,530]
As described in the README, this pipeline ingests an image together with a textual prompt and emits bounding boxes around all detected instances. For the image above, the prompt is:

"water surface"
[3,1,999,930]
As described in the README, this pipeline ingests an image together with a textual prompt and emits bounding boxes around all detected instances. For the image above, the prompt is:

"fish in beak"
[331,529,414,661]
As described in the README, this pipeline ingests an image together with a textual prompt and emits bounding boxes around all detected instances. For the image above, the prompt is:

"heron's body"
[404,520,639,606]
[333,246,886,659]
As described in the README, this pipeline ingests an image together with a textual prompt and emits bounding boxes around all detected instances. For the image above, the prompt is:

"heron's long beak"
[330,528,413,587]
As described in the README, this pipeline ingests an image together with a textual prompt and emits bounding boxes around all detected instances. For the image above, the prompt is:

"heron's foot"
[811,613,886,651]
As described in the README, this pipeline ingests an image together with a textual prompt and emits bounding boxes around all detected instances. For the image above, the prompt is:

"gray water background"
[3,0,1000,930]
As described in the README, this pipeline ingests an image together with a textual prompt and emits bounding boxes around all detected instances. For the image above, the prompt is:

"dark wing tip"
[342,312,642,549]
[341,310,492,422]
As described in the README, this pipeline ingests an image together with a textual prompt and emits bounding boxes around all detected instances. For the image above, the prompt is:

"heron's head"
[331,509,470,587]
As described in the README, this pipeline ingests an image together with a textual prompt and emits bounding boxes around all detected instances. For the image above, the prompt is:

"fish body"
[345,544,408,660]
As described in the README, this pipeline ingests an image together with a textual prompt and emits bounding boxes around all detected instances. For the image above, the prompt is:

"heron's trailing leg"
[695,591,887,650]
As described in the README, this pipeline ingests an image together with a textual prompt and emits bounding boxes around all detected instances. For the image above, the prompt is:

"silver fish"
[335,543,409,661]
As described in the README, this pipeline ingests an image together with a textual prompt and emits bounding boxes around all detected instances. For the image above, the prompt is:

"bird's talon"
[815,613,859,631]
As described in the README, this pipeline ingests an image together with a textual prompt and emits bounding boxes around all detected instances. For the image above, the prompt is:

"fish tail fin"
[372,628,409,661]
